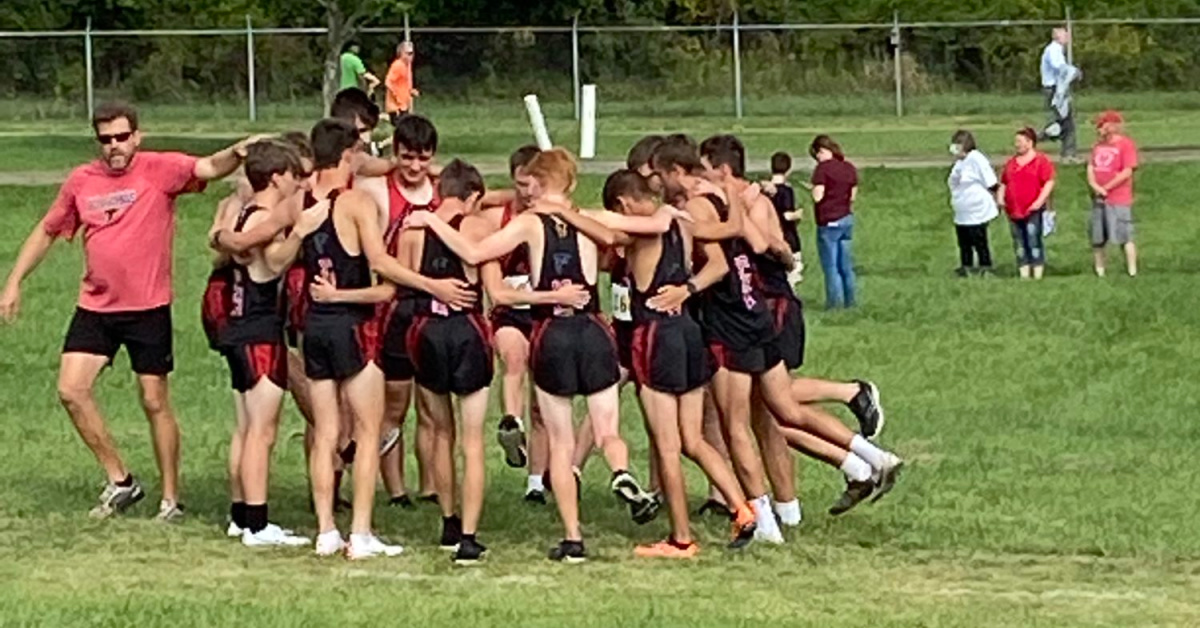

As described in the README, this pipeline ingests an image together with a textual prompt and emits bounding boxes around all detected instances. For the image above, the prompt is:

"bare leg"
[307,379,340,533]
[711,368,767,499]
[459,387,490,535]
[342,364,385,535]
[586,384,628,473]
[416,388,438,497]
[240,377,286,505]
[790,377,857,405]
[418,386,456,518]
[777,423,850,467]
[137,374,180,503]
[1124,242,1138,276]
[286,349,315,427]
[536,388,581,541]
[639,387,690,543]
[381,380,413,498]
[678,388,747,509]
[701,388,730,504]
[573,413,595,471]
[495,328,530,418]
[751,388,797,504]
[528,392,548,476]
[228,391,248,504]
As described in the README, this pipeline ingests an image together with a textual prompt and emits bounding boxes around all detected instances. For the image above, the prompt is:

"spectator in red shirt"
[998,127,1056,280]
[0,101,259,521]
[810,135,859,308]
[1087,110,1139,277]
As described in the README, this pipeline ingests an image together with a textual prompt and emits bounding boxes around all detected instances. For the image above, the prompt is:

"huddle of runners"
[1,91,903,564]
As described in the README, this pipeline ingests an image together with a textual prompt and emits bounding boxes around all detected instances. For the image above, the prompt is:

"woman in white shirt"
[947,130,999,276]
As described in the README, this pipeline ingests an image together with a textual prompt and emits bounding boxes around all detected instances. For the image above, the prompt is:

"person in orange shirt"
[385,42,419,127]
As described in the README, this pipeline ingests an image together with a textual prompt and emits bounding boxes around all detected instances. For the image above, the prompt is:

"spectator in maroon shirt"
[810,135,859,308]
[998,127,1056,280]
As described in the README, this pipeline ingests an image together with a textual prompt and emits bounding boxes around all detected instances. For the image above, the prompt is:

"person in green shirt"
[340,44,380,93]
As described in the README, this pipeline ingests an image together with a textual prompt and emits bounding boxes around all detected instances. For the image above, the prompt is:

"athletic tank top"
[411,214,483,316]
[609,252,632,323]
[301,190,373,319]
[700,193,774,349]
[755,252,793,299]
[226,204,284,344]
[384,175,441,256]
[496,202,533,310]
[532,213,600,321]
[631,221,690,323]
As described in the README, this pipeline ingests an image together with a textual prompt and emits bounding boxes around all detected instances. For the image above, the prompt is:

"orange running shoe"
[634,539,700,559]
[728,503,757,549]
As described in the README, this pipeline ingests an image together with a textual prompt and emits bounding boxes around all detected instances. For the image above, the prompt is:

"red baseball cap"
[1095,110,1124,128]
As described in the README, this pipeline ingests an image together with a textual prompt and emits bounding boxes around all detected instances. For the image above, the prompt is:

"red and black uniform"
[528,214,620,396]
[201,264,234,351]
[404,215,493,395]
[378,177,440,382]
[488,202,535,339]
[630,221,710,394]
[609,253,635,372]
[300,191,380,381]
[698,193,780,374]
[218,205,288,392]
[757,252,805,371]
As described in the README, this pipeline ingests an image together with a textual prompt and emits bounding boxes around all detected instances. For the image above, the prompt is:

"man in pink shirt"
[1087,110,1140,277]
[0,101,258,520]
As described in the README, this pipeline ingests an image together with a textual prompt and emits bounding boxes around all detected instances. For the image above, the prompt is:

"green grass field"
[2,157,1200,627]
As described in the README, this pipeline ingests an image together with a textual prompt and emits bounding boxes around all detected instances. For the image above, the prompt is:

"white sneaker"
[346,533,405,560]
[243,524,310,547]
[226,521,243,538]
[754,524,786,544]
[870,453,904,504]
[314,529,346,557]
[155,500,185,523]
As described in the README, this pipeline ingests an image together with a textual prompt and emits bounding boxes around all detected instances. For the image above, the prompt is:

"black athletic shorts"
[63,305,174,375]
[613,318,634,372]
[707,335,783,376]
[770,295,806,371]
[302,314,380,381]
[490,306,534,340]
[529,314,621,397]
[201,269,232,351]
[631,317,711,394]
[380,302,415,382]
[407,313,494,396]
[224,342,288,392]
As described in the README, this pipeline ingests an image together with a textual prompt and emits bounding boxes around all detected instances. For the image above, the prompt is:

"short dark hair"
[700,134,746,178]
[508,144,541,177]
[1017,127,1038,145]
[245,140,304,192]
[626,135,665,170]
[603,169,654,212]
[951,130,977,153]
[809,134,845,161]
[770,151,792,175]
[438,159,486,201]
[331,88,380,131]
[650,134,702,175]
[310,118,360,170]
[392,114,438,155]
[279,131,314,161]
[92,101,139,133]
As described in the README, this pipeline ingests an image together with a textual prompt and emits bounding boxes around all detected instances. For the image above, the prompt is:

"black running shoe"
[440,515,463,550]
[497,414,528,468]
[828,480,875,516]
[453,536,488,565]
[847,380,885,440]
[696,498,733,519]
[631,492,661,525]
[389,494,415,509]
[611,471,658,524]
[524,489,547,505]
[418,493,439,504]
[548,539,587,564]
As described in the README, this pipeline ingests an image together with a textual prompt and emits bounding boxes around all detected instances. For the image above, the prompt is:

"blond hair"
[524,147,577,194]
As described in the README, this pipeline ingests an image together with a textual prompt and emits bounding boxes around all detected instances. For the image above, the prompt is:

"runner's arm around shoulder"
[557,209,632,248]
[685,195,743,242]
[408,210,529,266]
[581,206,680,236]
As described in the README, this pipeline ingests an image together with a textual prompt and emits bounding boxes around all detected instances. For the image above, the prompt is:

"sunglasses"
[97,132,133,145]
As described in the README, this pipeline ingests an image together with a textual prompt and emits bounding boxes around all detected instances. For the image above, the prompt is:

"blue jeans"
[816,215,857,308]
[1009,209,1045,267]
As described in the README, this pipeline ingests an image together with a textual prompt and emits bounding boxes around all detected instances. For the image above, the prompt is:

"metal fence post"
[573,15,581,121]
[733,11,743,119]
[1065,5,1074,65]
[85,17,94,119]
[246,15,257,122]
[404,12,411,42]
[892,11,903,117]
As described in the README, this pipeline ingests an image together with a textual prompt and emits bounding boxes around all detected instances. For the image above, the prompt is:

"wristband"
[686,281,699,296]
[209,229,225,249]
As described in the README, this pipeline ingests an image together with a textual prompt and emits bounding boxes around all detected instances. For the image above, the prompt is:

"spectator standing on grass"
[340,43,380,93]
[1039,26,1080,161]
[385,41,419,127]
[998,128,1056,280]
[768,151,804,285]
[947,130,999,277]
[810,135,858,309]
[1087,110,1139,278]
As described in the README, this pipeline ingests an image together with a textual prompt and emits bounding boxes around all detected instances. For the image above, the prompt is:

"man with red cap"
[1087,110,1139,278]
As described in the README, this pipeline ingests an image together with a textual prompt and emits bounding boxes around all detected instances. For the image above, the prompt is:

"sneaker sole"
[871,460,904,504]
[89,486,146,519]
[866,382,885,440]
[497,428,527,468]
[440,544,460,552]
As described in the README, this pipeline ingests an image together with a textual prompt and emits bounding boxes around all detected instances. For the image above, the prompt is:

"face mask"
[949,144,962,156]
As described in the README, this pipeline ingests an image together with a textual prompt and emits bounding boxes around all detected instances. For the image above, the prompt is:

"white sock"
[527,475,544,492]
[849,435,888,470]
[350,533,372,545]
[773,499,802,526]
[840,453,873,482]
[753,495,777,527]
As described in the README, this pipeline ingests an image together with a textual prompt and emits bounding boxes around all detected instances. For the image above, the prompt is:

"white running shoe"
[754,524,786,544]
[155,500,185,523]
[243,524,310,547]
[346,534,405,560]
[314,529,346,557]
[226,521,243,538]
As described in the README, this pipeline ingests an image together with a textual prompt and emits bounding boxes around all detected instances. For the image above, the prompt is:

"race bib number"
[432,300,450,316]
[503,274,531,310]
[611,282,632,322]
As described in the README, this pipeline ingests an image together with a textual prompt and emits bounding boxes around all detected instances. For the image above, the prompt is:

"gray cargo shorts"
[1090,200,1134,247]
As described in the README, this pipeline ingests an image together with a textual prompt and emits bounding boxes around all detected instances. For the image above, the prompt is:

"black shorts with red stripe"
[201,268,233,351]
[224,342,288,392]
[284,264,308,349]
[302,314,381,381]
[530,314,621,397]
[769,295,806,371]
[406,312,494,395]
[631,316,710,394]
[613,318,634,372]
[708,335,784,375]
[489,306,534,340]
[380,300,415,382]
